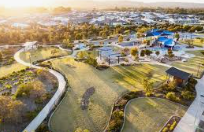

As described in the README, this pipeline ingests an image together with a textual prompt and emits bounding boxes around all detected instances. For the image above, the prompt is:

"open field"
[122,98,187,132]
[19,47,70,63]
[49,57,167,132]
[0,63,27,78]
[171,56,204,78]
[180,39,204,47]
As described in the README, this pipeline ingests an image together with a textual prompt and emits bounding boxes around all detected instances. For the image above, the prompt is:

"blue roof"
[156,37,175,47]
[161,30,174,36]
[146,29,174,37]
[163,39,175,47]
[157,37,168,42]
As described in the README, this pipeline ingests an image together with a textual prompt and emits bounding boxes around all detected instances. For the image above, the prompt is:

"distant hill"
[51,0,204,9]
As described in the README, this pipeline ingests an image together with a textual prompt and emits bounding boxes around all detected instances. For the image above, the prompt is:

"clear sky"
[0,0,204,7]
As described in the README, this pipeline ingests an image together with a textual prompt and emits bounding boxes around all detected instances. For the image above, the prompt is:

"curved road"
[14,48,66,132]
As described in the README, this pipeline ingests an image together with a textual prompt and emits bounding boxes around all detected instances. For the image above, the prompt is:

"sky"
[0,0,204,7]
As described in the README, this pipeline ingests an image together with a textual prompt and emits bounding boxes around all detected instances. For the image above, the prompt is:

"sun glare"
[0,0,45,7]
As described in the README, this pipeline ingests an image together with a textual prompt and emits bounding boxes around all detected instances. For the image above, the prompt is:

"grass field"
[0,63,27,78]
[49,57,167,132]
[19,47,70,63]
[186,50,204,58]
[180,39,204,47]
[122,98,187,132]
[171,56,204,78]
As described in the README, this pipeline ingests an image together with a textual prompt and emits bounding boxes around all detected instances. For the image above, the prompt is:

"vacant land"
[172,56,204,78]
[122,98,187,132]
[49,57,167,132]
[19,47,70,63]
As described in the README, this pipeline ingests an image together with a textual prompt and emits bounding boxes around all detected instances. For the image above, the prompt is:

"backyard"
[49,57,167,132]
[122,98,187,132]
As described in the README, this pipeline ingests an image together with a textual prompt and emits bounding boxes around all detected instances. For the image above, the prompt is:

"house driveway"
[174,75,204,132]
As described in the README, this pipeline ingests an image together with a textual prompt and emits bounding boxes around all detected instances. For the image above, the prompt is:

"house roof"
[166,67,191,80]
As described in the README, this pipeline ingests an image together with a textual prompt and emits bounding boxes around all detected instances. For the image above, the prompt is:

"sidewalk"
[174,76,204,132]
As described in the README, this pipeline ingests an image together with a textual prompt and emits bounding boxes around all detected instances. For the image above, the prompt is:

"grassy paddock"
[122,98,187,132]
[49,58,167,132]
[19,47,70,63]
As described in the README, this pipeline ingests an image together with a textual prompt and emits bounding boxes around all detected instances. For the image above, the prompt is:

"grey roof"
[166,67,191,80]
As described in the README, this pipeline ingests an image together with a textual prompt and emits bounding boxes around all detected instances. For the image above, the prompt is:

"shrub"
[162,127,168,132]
[15,83,33,98]
[170,121,177,131]
[181,90,195,100]
[166,92,179,102]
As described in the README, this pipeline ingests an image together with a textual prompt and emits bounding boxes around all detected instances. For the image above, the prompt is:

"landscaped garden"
[121,98,187,132]
[49,57,168,132]
[0,68,58,132]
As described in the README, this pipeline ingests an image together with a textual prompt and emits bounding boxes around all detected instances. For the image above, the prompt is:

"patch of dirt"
[81,87,95,110]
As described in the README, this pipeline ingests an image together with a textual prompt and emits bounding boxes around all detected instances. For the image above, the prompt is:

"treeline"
[108,7,204,15]
[0,23,203,45]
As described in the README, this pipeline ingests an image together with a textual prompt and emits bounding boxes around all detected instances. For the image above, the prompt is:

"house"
[166,67,192,86]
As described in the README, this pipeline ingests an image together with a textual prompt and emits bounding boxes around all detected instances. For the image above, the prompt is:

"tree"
[0,96,24,123]
[168,49,174,58]
[155,51,160,57]
[140,50,146,57]
[118,35,123,43]
[142,78,153,96]
[130,48,138,59]
[174,32,180,41]
[145,50,153,56]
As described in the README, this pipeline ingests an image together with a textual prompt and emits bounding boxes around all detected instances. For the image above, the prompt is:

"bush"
[166,92,179,102]
[170,121,177,131]
[162,127,168,132]
[181,90,195,100]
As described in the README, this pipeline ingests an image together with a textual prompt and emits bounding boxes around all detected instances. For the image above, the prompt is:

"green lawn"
[186,50,204,58]
[19,47,70,63]
[49,58,167,132]
[122,98,187,132]
[0,63,27,78]
[171,56,204,78]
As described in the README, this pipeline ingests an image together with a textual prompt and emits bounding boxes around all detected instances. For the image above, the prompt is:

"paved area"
[174,76,204,132]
